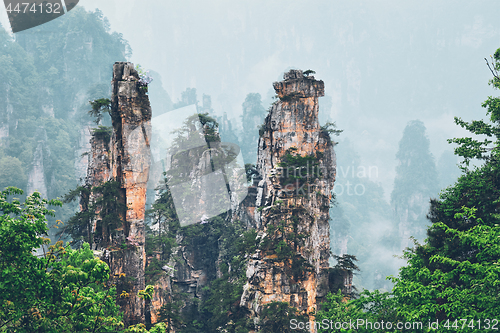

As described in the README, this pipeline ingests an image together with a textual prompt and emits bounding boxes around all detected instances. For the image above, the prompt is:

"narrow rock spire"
[84,62,151,325]
[240,69,336,325]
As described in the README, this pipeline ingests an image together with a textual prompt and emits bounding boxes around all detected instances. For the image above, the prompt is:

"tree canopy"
[318,47,500,332]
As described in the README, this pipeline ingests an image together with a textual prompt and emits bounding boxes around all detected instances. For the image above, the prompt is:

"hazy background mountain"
[51,0,498,198]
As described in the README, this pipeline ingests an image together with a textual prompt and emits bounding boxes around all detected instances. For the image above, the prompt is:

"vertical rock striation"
[27,141,49,198]
[147,109,246,322]
[109,62,151,324]
[240,70,336,322]
[83,66,336,328]
[84,62,151,325]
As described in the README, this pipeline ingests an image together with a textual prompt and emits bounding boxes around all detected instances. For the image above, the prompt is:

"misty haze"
[1,1,499,332]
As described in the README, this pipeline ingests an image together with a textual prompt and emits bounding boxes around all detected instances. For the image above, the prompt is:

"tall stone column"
[240,70,336,327]
[108,62,151,325]
[82,62,151,324]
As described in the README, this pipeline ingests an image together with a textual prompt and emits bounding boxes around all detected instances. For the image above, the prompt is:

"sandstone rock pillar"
[240,70,336,327]
[108,62,151,324]
[83,62,152,325]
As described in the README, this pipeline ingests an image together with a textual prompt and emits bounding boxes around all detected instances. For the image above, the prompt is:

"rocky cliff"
[145,106,248,324]
[82,62,247,327]
[81,67,336,329]
[83,62,151,325]
[239,70,336,322]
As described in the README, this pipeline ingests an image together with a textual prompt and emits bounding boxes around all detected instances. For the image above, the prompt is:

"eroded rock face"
[84,62,151,325]
[109,62,151,324]
[86,132,112,188]
[240,70,336,321]
[83,66,336,327]
[27,141,48,198]
[149,117,245,321]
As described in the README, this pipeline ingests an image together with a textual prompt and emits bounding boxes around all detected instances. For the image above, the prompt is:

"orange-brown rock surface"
[83,66,336,329]
[239,69,336,327]
[109,62,151,325]
[83,62,151,325]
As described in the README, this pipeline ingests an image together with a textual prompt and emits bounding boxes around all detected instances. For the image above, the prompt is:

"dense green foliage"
[0,187,180,332]
[0,188,124,332]
[318,48,500,332]
[62,181,125,249]
[316,289,400,333]
[391,207,500,331]
[145,185,257,332]
[0,7,130,240]
[259,302,308,333]
[277,147,322,186]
